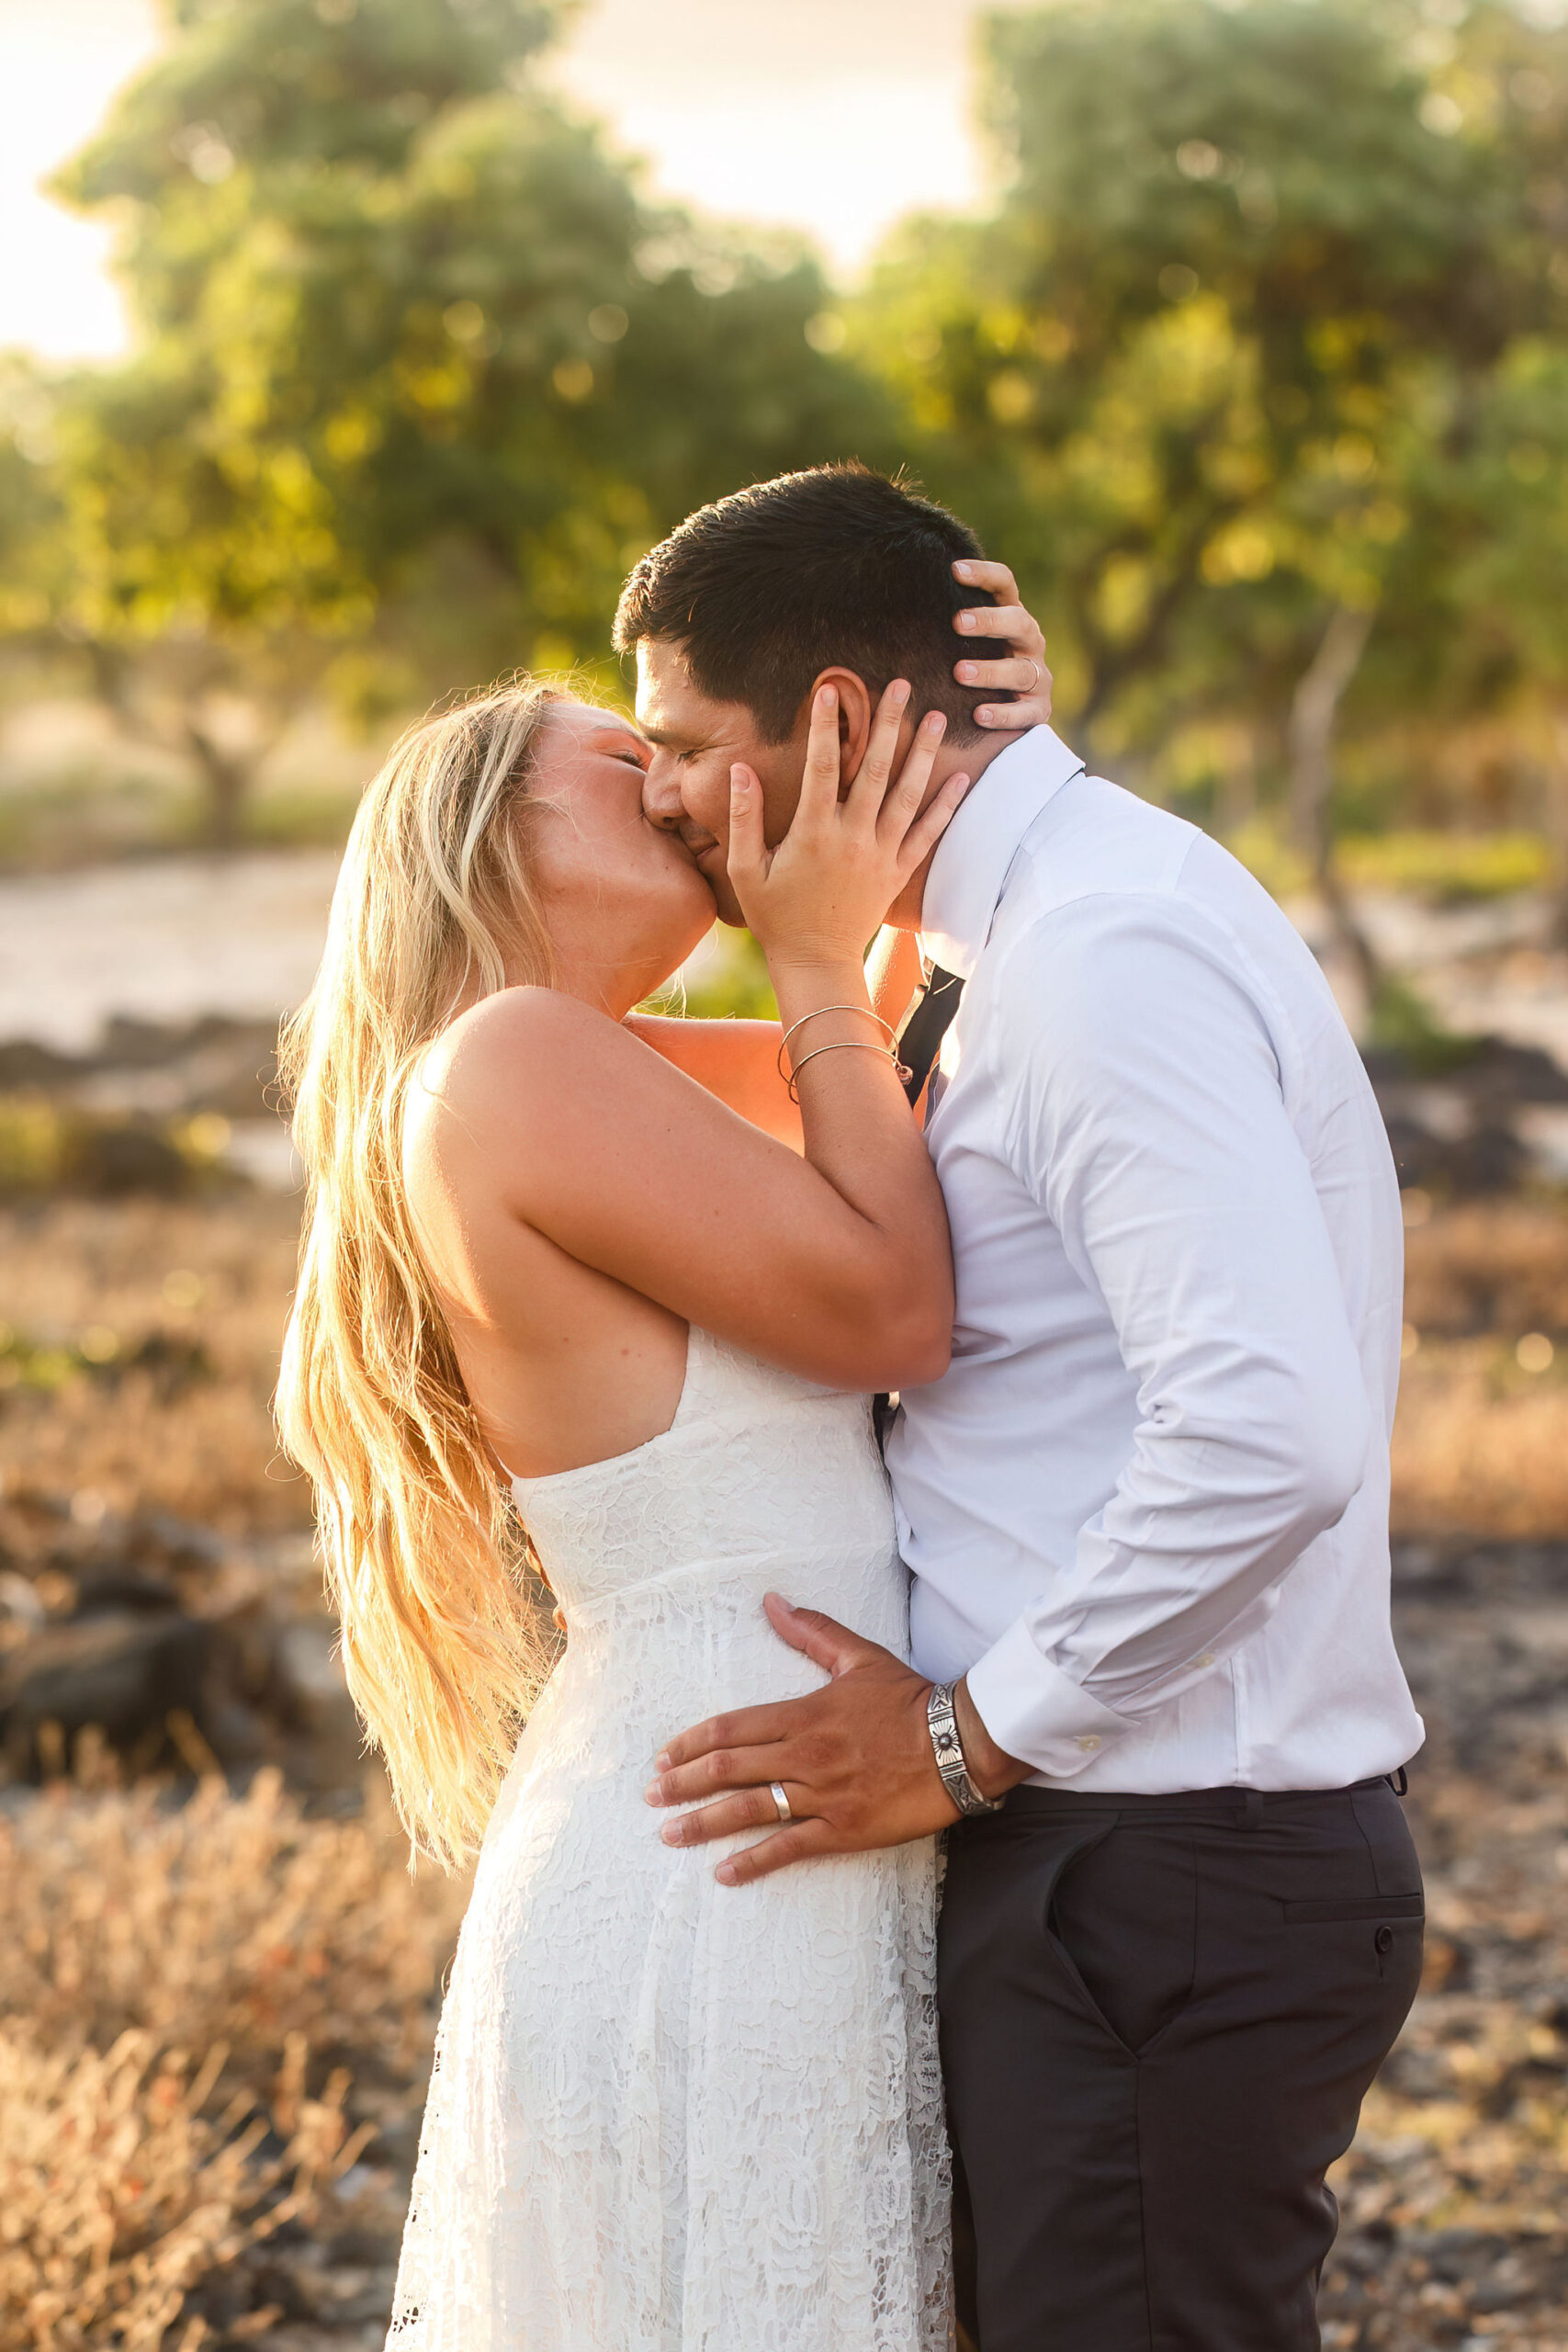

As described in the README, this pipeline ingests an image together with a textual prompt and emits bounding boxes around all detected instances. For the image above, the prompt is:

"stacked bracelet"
[777,1004,912,1103]
[785,1039,911,1103]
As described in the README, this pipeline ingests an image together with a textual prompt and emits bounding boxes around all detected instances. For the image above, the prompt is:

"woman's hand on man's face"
[951,559,1053,729]
[726,678,970,973]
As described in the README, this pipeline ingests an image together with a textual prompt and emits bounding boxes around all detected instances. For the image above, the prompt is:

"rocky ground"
[6,1526,1567,2349]
[3,1539,1566,2342]
[1319,1544,1568,2351]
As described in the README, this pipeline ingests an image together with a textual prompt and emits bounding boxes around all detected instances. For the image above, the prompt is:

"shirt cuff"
[964,1614,1132,1781]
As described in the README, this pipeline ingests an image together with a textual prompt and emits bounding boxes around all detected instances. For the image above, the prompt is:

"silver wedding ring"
[769,1781,793,1824]
[1023,658,1042,692]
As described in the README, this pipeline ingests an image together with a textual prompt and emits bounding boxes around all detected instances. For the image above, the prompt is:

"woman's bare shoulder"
[407,989,670,1170]
[430,986,632,1088]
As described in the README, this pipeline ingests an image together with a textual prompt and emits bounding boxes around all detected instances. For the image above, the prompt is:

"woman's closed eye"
[588,726,651,774]
[600,741,651,775]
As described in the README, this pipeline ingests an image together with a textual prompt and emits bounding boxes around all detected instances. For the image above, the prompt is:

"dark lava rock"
[1363,1032,1568,1194]
[1363,1036,1568,1105]
[65,1120,194,1195]
[0,1039,82,1088]
[0,1608,211,1774]
[1380,1109,1527,1194]
[0,1013,280,1102]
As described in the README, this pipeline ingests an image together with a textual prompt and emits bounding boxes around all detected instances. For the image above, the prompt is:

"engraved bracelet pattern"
[926,1682,1005,1817]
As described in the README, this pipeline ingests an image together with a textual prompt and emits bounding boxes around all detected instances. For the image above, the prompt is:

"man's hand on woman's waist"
[643,1593,1030,1886]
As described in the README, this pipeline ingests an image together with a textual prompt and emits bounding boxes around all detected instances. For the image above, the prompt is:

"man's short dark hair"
[613,464,1013,745]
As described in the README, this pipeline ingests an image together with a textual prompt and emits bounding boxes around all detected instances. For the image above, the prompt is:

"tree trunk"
[185,723,255,852]
[1547,709,1568,952]
[1216,726,1258,837]
[1288,605,1381,1005]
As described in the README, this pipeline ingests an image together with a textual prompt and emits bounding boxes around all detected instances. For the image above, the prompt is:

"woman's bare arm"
[418,684,968,1393]
[622,1013,801,1149]
[864,925,922,1033]
[424,991,945,1389]
[623,925,922,1150]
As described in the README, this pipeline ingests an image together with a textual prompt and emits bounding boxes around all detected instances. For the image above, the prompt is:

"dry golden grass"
[1404,1199,1568,1338]
[0,1769,466,2348]
[1395,1200,1568,1539]
[1,2030,356,2352]
[0,1769,466,2090]
[0,1196,309,1534]
[1393,1341,1568,1538]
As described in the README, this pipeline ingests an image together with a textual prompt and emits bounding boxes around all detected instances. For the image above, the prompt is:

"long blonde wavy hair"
[276,677,564,1868]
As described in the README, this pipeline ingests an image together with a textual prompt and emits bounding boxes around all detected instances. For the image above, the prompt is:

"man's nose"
[641,752,686,830]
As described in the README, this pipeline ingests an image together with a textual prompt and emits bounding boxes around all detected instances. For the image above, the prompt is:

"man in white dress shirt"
[627,466,1424,2351]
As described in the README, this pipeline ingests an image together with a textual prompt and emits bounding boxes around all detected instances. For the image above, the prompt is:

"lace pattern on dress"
[386,1327,953,2351]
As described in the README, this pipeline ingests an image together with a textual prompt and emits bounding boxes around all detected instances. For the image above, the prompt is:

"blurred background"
[5,2,1568,2346]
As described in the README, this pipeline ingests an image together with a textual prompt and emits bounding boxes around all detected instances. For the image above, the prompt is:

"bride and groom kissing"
[277,462,1426,2351]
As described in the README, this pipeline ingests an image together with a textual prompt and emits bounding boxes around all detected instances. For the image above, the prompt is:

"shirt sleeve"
[962,888,1375,1780]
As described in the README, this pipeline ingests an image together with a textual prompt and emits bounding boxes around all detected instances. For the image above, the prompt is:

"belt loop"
[1238,1789,1265,1830]
[1388,1766,1409,1798]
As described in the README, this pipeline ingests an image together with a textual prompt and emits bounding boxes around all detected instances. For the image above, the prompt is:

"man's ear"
[808,667,875,788]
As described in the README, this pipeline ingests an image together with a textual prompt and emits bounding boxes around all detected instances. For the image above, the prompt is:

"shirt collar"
[918,725,1086,978]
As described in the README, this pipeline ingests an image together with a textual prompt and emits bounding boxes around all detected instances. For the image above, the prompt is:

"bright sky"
[0,0,1034,362]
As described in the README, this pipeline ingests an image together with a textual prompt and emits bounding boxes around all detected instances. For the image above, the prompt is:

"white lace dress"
[386,1327,952,2352]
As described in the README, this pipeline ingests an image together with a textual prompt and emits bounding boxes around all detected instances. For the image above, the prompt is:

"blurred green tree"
[17,0,1568,882]
[1442,337,1568,934]
[853,0,1568,895]
[0,359,69,664]
[42,0,886,842]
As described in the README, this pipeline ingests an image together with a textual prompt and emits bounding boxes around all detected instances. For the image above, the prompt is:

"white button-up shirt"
[887,725,1424,1791]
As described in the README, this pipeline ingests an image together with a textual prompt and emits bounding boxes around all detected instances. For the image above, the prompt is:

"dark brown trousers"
[939,1778,1423,2352]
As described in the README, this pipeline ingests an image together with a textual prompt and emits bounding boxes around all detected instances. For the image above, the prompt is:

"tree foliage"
[34,0,887,837]
[853,0,1568,832]
[7,0,1568,859]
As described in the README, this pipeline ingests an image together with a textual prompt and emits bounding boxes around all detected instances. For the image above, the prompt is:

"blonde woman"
[276,590,1051,2351]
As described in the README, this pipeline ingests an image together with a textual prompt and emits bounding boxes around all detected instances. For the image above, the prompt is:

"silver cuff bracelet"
[927,1681,1005,1818]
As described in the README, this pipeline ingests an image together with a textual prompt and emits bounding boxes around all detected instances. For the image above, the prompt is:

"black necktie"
[897,964,965,1106]
[874,962,968,1456]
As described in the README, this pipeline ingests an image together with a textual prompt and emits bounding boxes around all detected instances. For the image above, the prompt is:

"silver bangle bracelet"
[927,1682,1005,1818]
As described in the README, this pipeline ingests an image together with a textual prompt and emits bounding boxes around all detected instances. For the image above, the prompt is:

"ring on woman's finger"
[1022,658,1042,692]
[769,1781,793,1824]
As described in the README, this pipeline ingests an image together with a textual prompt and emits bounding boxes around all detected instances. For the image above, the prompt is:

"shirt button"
[1197,1654,1215,1668]
[1076,1735,1101,1752]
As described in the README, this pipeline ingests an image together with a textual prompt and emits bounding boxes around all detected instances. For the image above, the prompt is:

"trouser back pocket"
[1283,1893,1425,1923]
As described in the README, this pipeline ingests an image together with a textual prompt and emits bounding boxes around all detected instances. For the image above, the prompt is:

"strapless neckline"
[505,1322,705,1500]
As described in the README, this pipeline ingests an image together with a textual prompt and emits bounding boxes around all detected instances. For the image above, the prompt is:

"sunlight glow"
[1,0,162,359]
[0,0,1035,363]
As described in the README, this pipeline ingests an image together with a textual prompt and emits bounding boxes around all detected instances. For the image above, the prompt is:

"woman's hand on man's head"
[952,559,1053,730]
